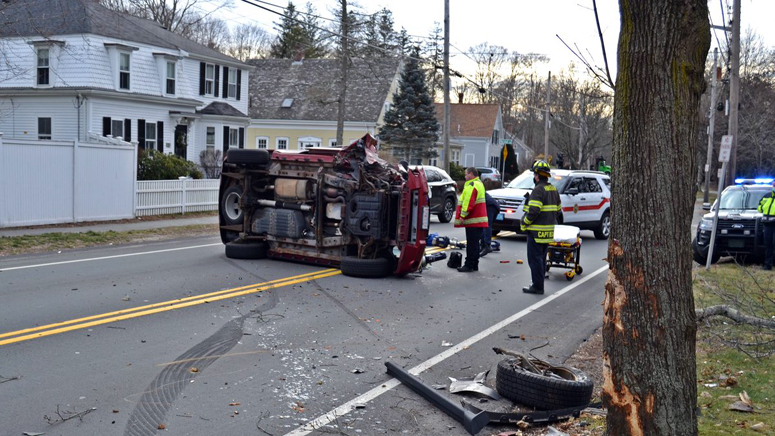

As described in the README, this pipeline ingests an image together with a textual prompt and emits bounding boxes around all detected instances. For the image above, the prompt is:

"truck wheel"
[594,212,610,240]
[221,185,243,226]
[495,358,593,410]
[225,241,268,260]
[692,238,720,265]
[437,197,455,223]
[228,149,270,165]
[340,256,393,278]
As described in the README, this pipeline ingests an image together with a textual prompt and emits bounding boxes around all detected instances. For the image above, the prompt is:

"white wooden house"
[0,0,251,164]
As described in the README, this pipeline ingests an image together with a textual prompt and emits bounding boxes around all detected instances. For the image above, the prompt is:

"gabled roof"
[197,102,247,118]
[434,103,500,138]
[0,0,244,65]
[247,57,401,122]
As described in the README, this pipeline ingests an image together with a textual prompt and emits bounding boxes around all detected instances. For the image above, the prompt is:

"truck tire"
[340,256,393,278]
[225,241,268,260]
[228,149,270,165]
[438,197,455,223]
[593,211,610,240]
[495,358,593,410]
[221,185,243,226]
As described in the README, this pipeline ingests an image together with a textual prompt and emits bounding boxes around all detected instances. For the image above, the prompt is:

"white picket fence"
[136,178,220,216]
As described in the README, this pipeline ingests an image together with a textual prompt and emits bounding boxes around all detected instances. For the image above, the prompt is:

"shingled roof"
[247,57,401,122]
[434,103,500,138]
[0,0,243,65]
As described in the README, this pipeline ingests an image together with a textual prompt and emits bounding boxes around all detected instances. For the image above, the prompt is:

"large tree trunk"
[604,2,710,435]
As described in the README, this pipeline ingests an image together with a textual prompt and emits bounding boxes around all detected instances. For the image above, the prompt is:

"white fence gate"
[136,178,219,216]
[0,134,136,228]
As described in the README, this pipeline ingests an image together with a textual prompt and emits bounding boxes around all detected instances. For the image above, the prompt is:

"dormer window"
[166,62,176,95]
[205,64,215,95]
[119,52,130,90]
[281,98,293,108]
[37,48,50,85]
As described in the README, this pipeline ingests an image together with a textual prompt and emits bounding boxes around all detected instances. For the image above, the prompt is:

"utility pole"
[335,0,348,147]
[726,0,741,188]
[703,48,718,205]
[543,71,551,160]
[442,0,451,174]
[577,94,585,170]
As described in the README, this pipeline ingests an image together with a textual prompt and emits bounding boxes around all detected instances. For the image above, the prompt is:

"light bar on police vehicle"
[734,177,774,185]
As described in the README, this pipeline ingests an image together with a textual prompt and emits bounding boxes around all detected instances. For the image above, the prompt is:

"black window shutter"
[157,121,164,152]
[138,119,146,148]
[124,119,131,142]
[238,127,244,149]
[222,66,229,98]
[236,70,242,100]
[214,65,220,97]
[102,117,111,136]
[223,126,229,154]
[199,62,206,95]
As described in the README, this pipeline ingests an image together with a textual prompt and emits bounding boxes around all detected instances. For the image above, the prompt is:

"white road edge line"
[284,264,609,436]
[0,243,222,272]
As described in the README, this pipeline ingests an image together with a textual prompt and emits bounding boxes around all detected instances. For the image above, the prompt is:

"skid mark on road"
[125,316,247,436]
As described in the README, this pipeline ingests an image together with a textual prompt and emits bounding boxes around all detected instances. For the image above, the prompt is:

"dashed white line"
[283,264,609,436]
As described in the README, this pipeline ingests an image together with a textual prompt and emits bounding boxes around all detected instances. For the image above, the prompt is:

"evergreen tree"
[269,2,327,59]
[361,8,395,57]
[422,22,444,101]
[379,48,440,163]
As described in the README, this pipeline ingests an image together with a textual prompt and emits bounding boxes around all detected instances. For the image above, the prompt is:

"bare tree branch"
[696,305,775,329]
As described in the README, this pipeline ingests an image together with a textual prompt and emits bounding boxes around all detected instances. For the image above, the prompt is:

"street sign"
[719,135,733,162]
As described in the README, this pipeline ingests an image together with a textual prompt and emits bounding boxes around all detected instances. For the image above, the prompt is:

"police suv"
[488,169,611,239]
[693,179,773,264]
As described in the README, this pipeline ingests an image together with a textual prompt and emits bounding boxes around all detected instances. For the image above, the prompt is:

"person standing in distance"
[521,160,561,294]
[480,178,501,257]
[454,167,488,272]
[758,180,775,271]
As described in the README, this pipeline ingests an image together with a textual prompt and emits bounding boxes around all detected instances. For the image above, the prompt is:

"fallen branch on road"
[44,405,96,424]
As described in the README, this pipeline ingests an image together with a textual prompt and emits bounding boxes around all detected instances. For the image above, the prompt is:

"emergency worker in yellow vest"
[521,160,561,294]
[758,180,775,271]
[454,167,488,272]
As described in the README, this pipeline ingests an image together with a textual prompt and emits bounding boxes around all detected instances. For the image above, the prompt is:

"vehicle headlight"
[699,218,713,230]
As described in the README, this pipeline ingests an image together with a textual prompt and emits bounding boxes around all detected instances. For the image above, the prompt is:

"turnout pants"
[465,227,484,268]
[482,205,499,249]
[764,224,775,269]
[527,235,549,290]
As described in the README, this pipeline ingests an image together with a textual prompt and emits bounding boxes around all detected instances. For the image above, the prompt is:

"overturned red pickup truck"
[218,134,430,278]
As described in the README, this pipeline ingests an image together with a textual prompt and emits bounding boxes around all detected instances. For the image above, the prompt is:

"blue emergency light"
[735,177,774,185]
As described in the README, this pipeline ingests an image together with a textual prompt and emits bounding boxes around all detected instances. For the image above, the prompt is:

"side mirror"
[566,187,579,195]
[702,203,711,211]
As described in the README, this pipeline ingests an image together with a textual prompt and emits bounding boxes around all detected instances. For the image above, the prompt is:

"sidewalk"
[0,215,218,238]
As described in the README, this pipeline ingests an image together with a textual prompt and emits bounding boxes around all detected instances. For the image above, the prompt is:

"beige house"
[246,58,401,150]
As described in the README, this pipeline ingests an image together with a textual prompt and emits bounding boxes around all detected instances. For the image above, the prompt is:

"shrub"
[449,162,466,180]
[138,150,203,180]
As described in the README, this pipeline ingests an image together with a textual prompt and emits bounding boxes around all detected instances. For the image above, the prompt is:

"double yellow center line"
[0,268,341,347]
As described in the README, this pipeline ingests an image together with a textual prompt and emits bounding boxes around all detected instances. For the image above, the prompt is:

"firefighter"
[454,167,488,272]
[521,160,561,294]
[758,180,775,271]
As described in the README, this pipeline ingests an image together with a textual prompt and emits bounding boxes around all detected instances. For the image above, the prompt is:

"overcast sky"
[222,0,774,81]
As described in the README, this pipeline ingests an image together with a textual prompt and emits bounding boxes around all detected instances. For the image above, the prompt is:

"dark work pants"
[527,234,549,290]
[482,206,499,249]
[465,227,484,268]
[764,224,775,269]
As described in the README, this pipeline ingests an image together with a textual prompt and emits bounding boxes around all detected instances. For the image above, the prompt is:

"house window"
[452,150,460,165]
[256,137,268,149]
[37,48,49,86]
[166,62,176,95]
[111,119,124,139]
[38,117,51,140]
[229,128,239,148]
[205,64,215,95]
[328,139,338,147]
[228,69,237,98]
[206,127,215,150]
[383,102,391,113]
[119,52,130,90]
[299,137,321,148]
[276,137,288,150]
[145,123,157,150]
[429,158,438,166]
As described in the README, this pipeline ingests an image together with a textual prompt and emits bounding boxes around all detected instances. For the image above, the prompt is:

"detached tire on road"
[340,256,393,278]
[495,358,593,410]
[225,241,268,260]
[228,149,270,165]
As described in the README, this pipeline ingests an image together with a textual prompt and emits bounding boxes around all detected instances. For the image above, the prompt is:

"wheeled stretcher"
[546,225,583,281]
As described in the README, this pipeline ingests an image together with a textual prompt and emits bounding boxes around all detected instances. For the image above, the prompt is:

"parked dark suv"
[693,181,772,264]
[413,165,457,223]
